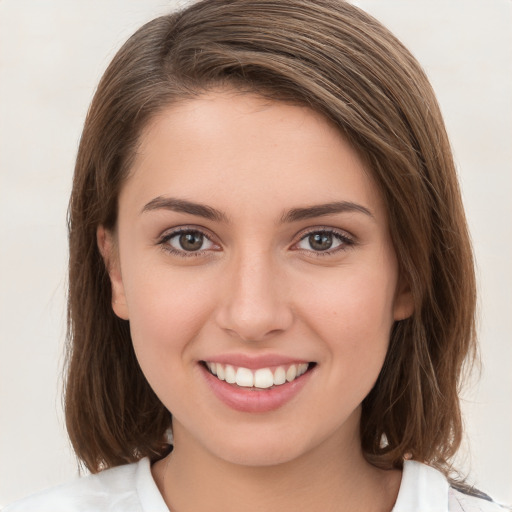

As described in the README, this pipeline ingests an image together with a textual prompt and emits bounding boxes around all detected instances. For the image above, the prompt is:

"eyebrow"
[280,201,374,223]
[141,196,228,222]
[141,196,374,223]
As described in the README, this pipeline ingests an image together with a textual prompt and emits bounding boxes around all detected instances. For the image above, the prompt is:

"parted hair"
[66,0,477,477]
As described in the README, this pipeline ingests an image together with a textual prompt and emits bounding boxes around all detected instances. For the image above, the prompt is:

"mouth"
[201,361,316,390]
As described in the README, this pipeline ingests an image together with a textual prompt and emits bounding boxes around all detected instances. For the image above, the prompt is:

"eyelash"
[157,226,355,258]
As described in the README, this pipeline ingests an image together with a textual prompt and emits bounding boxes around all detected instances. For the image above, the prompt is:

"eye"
[159,228,219,256]
[294,229,354,254]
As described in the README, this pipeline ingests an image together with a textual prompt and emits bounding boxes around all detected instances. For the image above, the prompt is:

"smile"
[204,361,310,389]
[200,358,316,412]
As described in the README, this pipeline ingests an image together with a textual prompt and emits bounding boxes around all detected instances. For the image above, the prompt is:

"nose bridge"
[216,246,293,342]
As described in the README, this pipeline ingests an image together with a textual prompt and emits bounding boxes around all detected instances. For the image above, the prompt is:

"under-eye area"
[201,361,317,390]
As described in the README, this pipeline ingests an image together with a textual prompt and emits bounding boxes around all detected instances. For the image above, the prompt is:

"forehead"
[124,90,384,220]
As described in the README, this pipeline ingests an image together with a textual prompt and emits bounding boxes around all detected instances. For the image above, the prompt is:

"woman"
[4,0,505,510]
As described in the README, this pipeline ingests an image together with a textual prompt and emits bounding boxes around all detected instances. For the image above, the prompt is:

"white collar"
[393,460,449,511]
[134,457,450,512]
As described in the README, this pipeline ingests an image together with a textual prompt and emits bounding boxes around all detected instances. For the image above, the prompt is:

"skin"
[98,90,414,512]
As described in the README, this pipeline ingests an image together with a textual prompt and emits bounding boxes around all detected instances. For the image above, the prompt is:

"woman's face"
[100,90,413,466]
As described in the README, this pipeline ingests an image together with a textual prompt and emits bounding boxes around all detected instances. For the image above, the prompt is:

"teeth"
[297,363,308,377]
[273,366,286,385]
[236,367,254,387]
[286,365,297,382]
[225,365,236,384]
[205,362,310,389]
[254,368,274,389]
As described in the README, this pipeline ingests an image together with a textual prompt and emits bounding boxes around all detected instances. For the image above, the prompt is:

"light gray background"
[1,0,511,506]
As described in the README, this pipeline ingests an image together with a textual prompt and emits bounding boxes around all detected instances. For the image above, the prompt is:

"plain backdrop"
[1,0,511,506]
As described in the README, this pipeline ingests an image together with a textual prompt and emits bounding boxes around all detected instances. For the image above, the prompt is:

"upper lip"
[200,353,312,369]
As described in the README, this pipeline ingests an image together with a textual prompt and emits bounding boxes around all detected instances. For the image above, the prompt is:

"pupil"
[180,232,203,251]
[309,232,333,251]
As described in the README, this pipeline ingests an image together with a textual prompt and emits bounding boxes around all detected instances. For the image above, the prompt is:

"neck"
[153,421,401,512]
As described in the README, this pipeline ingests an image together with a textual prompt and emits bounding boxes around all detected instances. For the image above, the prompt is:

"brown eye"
[179,232,204,251]
[308,232,333,251]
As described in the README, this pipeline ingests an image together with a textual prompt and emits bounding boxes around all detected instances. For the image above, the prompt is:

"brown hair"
[65,0,476,477]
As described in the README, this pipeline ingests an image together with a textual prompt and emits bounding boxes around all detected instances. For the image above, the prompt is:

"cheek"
[298,263,397,367]
[123,263,217,373]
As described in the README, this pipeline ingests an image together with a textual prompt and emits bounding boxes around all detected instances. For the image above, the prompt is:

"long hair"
[66,0,476,476]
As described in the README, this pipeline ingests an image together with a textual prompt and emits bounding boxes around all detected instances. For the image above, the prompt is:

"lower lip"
[201,364,314,413]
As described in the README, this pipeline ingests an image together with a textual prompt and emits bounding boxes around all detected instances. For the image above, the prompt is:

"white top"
[2,458,505,511]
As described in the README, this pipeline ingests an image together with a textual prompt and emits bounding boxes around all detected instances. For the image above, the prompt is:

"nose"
[214,250,294,342]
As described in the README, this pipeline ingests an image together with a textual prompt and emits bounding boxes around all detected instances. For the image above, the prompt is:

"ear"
[393,276,414,321]
[97,226,129,320]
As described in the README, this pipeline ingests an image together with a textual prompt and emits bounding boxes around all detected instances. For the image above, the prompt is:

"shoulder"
[449,487,510,512]
[2,459,147,512]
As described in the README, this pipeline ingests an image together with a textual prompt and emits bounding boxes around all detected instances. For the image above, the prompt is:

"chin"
[196,423,325,468]
[215,441,306,467]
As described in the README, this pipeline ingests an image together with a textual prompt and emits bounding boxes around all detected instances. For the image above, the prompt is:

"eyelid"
[158,224,216,239]
[294,225,355,242]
